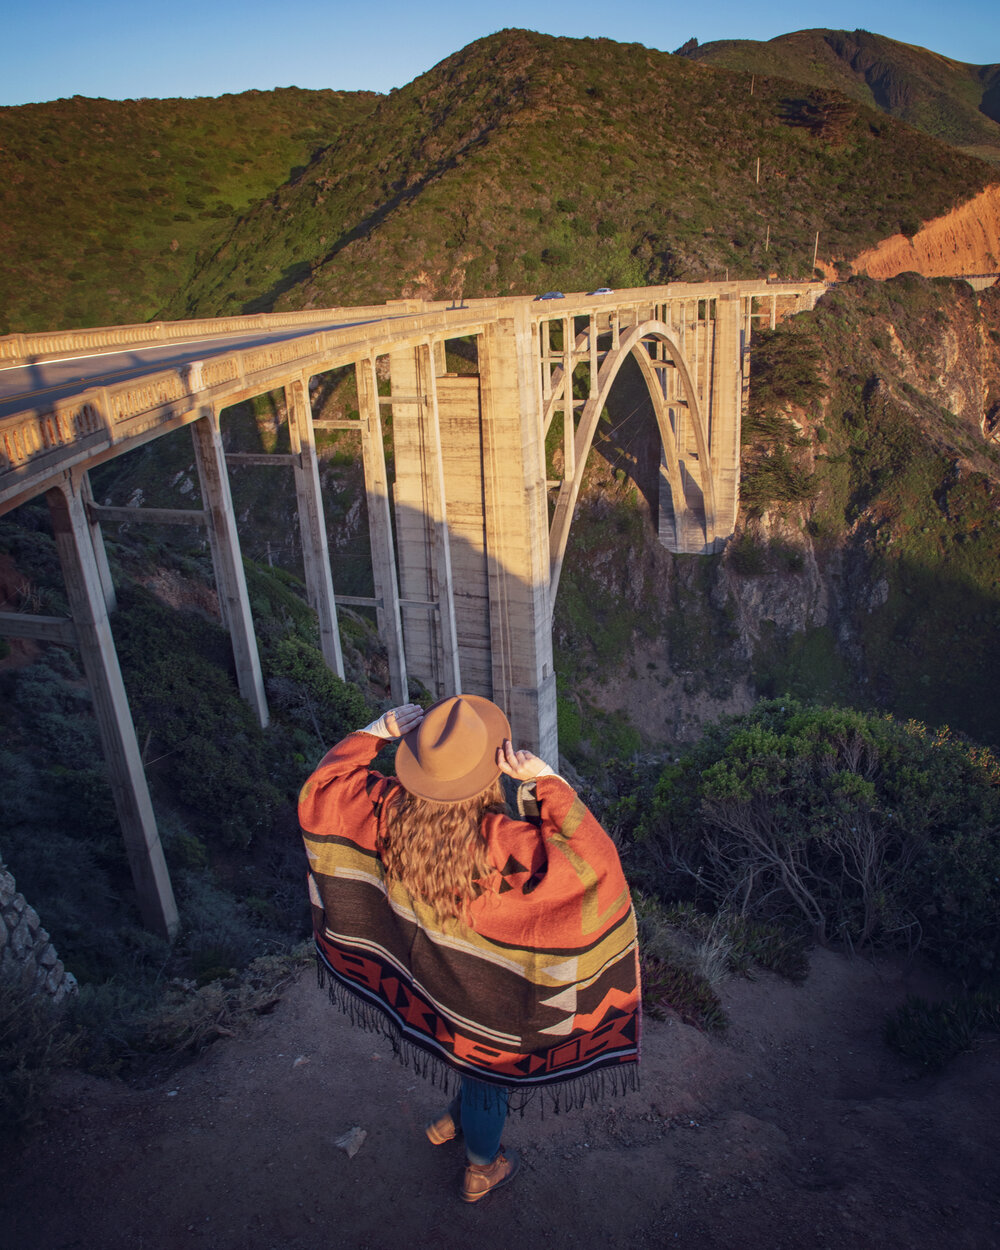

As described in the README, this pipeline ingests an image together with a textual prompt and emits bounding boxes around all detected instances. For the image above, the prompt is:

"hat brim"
[395,695,511,803]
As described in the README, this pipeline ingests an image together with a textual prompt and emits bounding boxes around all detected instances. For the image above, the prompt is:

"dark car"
[534,291,565,300]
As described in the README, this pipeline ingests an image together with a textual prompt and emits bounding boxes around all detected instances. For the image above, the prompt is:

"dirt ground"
[3,947,998,1250]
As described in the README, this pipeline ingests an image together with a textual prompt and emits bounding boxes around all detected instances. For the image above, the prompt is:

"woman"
[299,695,640,1203]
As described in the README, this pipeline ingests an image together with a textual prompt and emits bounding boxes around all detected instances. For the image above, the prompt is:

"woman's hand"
[497,738,550,781]
[383,703,424,738]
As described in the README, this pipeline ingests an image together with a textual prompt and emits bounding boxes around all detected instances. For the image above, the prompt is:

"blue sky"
[4,0,998,107]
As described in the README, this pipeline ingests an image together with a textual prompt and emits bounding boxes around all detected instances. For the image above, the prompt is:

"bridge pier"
[478,311,557,758]
[46,474,178,940]
[80,470,116,614]
[389,343,460,700]
[709,293,743,546]
[388,317,556,754]
[355,357,408,704]
[285,377,345,682]
[191,409,269,728]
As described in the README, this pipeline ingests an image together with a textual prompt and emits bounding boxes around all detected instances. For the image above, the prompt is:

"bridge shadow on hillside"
[243,263,313,315]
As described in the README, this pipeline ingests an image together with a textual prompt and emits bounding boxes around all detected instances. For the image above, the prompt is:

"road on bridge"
[0,316,391,420]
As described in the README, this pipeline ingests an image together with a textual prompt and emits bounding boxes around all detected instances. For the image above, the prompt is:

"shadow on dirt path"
[2,948,998,1249]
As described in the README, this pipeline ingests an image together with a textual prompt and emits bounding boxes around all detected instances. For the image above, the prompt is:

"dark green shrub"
[726,532,767,574]
[265,634,373,752]
[0,974,78,1133]
[747,327,828,414]
[635,700,1000,976]
[741,447,817,515]
[884,992,1000,1068]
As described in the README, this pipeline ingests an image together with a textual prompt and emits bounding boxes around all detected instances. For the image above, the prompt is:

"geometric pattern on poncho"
[300,733,641,1097]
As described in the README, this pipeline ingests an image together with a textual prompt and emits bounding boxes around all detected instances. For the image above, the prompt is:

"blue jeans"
[454,1076,509,1165]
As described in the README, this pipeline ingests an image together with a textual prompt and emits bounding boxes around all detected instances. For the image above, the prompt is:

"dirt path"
[3,949,998,1249]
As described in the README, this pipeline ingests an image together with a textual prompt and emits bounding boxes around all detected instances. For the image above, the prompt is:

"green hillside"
[170,30,994,318]
[684,28,1000,163]
[2,30,995,332]
[0,87,379,332]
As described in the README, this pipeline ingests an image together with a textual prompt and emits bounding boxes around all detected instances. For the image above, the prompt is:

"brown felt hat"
[394,695,511,803]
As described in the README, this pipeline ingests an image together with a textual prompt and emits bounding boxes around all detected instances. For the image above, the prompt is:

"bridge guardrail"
[1,284,828,516]
[0,283,828,367]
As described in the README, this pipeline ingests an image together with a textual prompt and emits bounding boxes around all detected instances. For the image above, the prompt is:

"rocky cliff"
[554,275,1000,763]
[851,183,1000,278]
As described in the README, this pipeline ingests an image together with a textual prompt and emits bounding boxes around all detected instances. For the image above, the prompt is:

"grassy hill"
[683,28,1000,164]
[169,30,995,317]
[0,87,379,332]
[2,29,995,332]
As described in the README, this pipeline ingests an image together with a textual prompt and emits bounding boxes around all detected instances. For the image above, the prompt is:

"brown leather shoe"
[425,1110,458,1145]
[460,1147,520,1203]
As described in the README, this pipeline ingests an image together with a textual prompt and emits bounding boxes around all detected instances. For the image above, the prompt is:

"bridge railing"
[0,282,826,367]
[1,305,501,513]
[1,283,828,516]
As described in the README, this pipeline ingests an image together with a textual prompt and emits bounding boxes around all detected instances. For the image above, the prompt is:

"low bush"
[885,991,1000,1068]
[640,952,727,1032]
[135,950,307,1056]
[0,973,78,1133]
[634,700,1000,978]
[632,894,809,1031]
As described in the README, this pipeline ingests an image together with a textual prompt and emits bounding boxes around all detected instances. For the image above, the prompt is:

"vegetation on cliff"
[550,276,1000,761]
[684,28,1000,164]
[738,275,1000,740]
[0,87,378,332]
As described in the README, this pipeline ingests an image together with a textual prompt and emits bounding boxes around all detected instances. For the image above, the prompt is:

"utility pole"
[756,156,760,184]
[812,231,820,273]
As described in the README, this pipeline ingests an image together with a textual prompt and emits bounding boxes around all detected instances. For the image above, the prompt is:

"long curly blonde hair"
[377,778,508,924]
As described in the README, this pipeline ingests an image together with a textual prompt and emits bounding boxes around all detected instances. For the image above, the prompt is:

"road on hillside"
[0,318,390,421]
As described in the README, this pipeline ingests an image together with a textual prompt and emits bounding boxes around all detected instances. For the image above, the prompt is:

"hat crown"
[395,694,510,803]
[414,698,486,781]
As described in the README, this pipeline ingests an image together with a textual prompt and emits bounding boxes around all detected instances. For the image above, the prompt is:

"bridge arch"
[547,319,717,603]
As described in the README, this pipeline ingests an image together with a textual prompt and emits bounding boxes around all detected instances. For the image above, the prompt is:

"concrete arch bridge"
[0,281,823,935]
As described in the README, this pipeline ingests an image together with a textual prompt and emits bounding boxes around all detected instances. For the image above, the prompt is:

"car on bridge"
[534,291,565,300]
[587,287,614,295]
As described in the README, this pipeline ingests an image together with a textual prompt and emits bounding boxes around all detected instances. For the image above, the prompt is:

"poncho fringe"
[316,951,640,1114]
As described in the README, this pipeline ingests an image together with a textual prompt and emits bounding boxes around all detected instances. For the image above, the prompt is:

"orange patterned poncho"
[299,731,640,1103]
